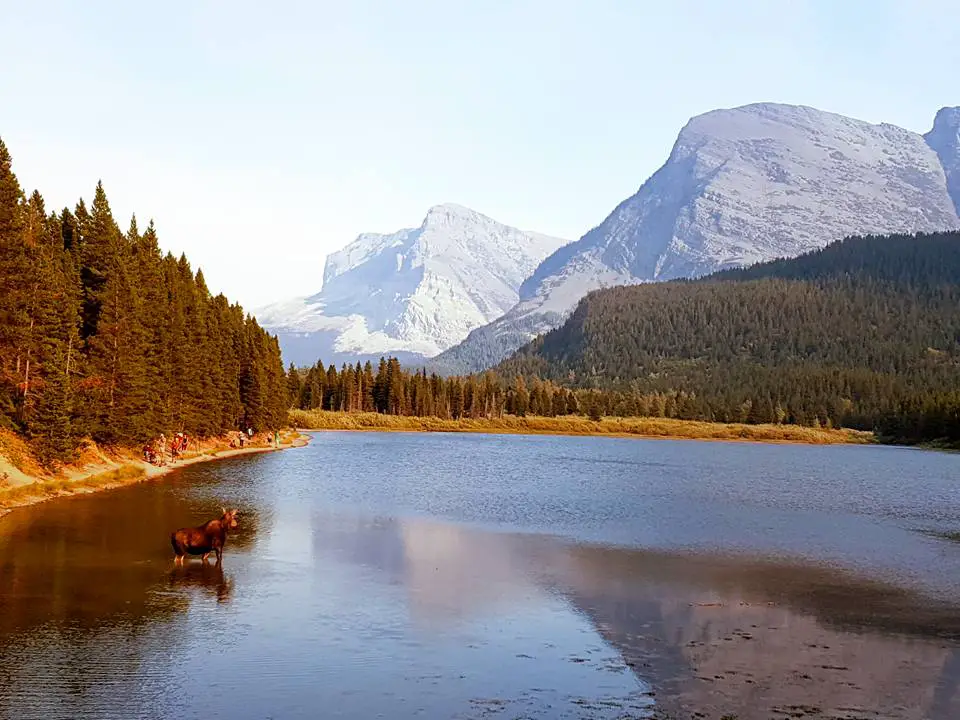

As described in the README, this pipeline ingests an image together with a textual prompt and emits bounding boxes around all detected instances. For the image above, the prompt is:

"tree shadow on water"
[168,561,233,604]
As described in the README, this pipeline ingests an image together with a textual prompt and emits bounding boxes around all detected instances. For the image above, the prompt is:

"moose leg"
[215,547,222,564]
[171,534,183,564]
[202,552,210,563]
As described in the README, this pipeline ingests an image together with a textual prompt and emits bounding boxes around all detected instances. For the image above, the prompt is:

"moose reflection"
[168,561,233,604]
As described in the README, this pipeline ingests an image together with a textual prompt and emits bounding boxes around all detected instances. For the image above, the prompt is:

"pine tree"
[361,361,375,411]
[17,192,64,427]
[79,181,120,341]
[129,218,167,435]
[286,363,302,408]
[387,358,405,414]
[0,138,26,425]
[29,344,75,464]
[513,375,529,417]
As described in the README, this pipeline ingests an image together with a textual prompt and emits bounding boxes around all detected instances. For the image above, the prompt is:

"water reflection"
[167,562,233,604]
[543,546,960,719]
[2,442,960,720]
[312,513,960,719]
[311,514,541,626]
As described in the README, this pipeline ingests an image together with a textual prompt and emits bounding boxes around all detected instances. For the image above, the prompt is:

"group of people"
[142,432,191,467]
[230,427,255,449]
[142,428,282,465]
[228,428,281,449]
[170,432,190,459]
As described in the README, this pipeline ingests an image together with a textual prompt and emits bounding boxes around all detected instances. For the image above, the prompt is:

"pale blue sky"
[1,0,957,307]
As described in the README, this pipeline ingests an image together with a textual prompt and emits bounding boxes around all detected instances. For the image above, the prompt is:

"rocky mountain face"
[255,204,567,367]
[436,103,960,374]
[925,106,960,213]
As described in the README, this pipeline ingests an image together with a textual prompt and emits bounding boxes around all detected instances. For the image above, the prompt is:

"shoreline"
[0,430,310,519]
[289,410,874,446]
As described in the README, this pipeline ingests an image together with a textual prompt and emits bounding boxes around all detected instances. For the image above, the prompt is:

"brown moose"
[171,508,239,565]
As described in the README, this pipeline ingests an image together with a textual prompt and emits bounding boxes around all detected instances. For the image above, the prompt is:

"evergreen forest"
[0,138,287,464]
[500,232,960,445]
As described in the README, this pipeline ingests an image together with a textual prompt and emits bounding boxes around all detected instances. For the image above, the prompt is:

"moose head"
[220,507,240,530]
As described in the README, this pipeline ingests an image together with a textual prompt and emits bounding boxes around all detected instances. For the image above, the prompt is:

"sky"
[1,0,957,308]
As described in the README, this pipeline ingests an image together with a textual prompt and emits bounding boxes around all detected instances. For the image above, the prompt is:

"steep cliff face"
[436,103,960,373]
[255,204,566,367]
[925,106,960,214]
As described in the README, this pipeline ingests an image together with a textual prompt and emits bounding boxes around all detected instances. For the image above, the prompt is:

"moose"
[171,508,240,565]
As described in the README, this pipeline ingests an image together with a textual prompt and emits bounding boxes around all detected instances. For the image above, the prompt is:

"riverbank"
[289,409,873,445]
[0,429,309,518]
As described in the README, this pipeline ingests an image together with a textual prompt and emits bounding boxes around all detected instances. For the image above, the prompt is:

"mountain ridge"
[435,102,960,374]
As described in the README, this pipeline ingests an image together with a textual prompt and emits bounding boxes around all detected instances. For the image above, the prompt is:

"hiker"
[238,431,245,449]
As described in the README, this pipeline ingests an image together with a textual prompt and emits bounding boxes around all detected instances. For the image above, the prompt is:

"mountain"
[925,106,960,213]
[436,103,960,374]
[498,231,960,444]
[256,204,567,367]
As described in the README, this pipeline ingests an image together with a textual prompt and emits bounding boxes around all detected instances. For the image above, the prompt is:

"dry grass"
[0,464,146,509]
[289,409,872,445]
[0,428,47,479]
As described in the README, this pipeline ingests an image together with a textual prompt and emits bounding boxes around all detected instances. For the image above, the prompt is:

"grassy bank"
[0,429,309,516]
[290,409,873,445]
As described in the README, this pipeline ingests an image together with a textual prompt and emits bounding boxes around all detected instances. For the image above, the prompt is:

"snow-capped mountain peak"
[257,205,568,367]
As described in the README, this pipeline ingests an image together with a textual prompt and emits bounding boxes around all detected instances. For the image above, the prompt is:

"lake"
[1,431,960,720]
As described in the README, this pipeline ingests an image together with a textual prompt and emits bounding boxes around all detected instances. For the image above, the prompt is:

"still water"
[1,432,960,719]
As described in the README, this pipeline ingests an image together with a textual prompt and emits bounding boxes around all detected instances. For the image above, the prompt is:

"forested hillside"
[498,232,960,445]
[0,138,287,463]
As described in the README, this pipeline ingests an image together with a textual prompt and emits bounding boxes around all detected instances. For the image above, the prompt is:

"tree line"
[0,138,287,464]
[287,355,749,425]
[286,356,606,419]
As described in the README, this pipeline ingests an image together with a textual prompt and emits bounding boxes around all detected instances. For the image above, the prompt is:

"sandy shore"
[0,430,310,518]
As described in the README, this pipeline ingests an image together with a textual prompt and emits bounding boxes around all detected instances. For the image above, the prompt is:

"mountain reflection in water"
[312,513,960,719]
